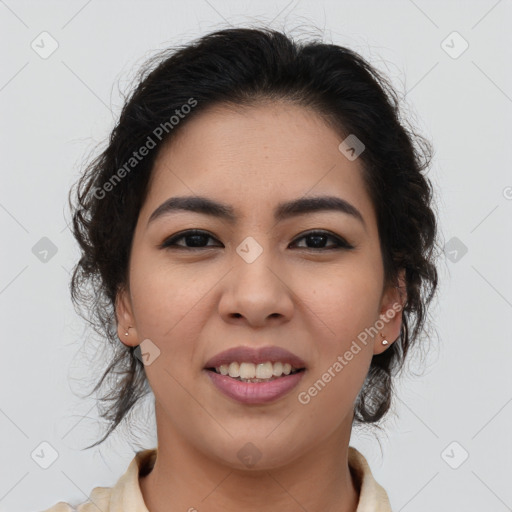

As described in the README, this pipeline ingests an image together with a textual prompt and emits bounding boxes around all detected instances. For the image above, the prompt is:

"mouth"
[202,345,307,404]
[205,363,306,383]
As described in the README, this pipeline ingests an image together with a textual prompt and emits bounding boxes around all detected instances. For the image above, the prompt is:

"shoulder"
[40,503,77,512]
[41,486,112,512]
[40,448,156,512]
[348,446,393,512]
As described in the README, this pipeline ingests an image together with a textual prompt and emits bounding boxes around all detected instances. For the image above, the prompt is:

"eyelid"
[159,229,354,251]
[290,230,354,249]
[158,229,220,249]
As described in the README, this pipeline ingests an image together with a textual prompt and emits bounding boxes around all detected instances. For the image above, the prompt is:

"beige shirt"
[42,446,392,511]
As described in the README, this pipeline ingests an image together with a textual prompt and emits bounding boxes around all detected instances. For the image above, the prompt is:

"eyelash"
[159,229,354,251]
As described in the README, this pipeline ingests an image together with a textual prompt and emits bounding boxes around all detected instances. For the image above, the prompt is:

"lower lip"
[204,369,306,404]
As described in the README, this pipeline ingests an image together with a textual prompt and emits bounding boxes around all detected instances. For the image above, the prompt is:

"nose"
[218,246,295,328]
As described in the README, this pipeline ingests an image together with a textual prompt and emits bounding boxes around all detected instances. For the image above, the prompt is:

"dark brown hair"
[68,27,440,449]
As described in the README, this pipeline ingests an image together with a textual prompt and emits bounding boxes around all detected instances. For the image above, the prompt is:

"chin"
[205,435,306,472]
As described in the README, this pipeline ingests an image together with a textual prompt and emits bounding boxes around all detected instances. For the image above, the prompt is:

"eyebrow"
[147,195,366,229]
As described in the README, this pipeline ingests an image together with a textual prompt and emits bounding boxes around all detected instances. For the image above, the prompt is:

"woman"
[44,26,439,512]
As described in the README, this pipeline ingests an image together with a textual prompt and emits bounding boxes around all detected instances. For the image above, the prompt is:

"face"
[116,101,404,470]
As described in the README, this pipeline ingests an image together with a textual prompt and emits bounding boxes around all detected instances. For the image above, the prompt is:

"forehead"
[140,101,376,227]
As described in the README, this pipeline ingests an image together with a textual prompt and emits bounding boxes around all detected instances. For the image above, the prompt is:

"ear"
[373,268,407,355]
[115,284,139,347]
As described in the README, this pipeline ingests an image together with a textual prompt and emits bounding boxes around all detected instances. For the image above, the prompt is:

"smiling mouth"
[205,363,306,383]
[204,362,307,404]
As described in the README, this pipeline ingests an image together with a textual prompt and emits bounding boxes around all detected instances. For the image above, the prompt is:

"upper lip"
[204,346,307,369]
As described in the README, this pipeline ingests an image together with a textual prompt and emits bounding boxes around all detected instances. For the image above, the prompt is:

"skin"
[116,101,406,512]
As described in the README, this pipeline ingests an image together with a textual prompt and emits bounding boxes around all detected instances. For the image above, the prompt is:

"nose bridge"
[233,233,280,289]
[219,232,293,324]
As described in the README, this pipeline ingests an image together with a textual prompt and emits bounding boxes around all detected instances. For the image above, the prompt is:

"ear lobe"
[374,269,407,354]
[115,284,138,346]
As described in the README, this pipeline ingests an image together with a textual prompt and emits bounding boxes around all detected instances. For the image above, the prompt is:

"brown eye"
[160,229,354,252]
[290,231,354,250]
[160,230,221,249]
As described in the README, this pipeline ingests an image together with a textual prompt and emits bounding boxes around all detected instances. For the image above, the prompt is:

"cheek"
[296,263,382,406]
[127,260,212,406]
[296,277,379,422]
[128,245,212,338]
[301,263,383,342]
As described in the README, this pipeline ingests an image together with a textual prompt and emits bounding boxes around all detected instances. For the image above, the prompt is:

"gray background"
[1,0,511,510]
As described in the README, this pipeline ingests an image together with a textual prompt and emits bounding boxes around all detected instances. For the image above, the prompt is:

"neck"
[139,404,360,512]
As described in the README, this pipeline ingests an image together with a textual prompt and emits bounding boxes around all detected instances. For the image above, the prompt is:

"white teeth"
[228,362,240,378]
[272,361,283,376]
[256,362,273,379]
[215,361,301,379]
[239,362,255,379]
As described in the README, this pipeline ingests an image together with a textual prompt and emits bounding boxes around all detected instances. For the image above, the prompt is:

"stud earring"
[125,327,131,336]
[379,332,389,345]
